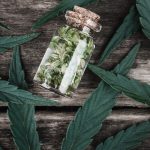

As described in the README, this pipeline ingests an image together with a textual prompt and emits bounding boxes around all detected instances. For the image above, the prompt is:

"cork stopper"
[65,6,102,32]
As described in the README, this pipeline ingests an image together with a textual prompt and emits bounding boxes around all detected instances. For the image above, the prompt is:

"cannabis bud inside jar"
[34,6,102,95]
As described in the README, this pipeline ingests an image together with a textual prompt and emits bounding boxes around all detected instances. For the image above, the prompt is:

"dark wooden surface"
[0,0,150,149]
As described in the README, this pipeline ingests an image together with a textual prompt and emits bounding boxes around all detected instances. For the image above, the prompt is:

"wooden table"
[0,0,150,149]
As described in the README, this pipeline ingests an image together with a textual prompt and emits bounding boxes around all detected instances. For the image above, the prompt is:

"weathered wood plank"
[0,93,148,108]
[0,109,150,150]
[0,0,150,108]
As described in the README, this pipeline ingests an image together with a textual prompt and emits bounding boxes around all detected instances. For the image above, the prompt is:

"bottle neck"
[82,26,90,34]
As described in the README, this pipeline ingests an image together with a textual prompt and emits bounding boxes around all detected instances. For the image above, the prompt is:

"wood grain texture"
[0,0,150,149]
[0,109,150,150]
[0,0,150,107]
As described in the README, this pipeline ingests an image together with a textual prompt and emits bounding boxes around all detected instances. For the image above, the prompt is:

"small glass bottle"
[34,6,102,95]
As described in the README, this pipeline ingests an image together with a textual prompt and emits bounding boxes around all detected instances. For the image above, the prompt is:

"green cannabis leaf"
[0,33,40,53]
[8,46,28,88]
[32,0,97,29]
[8,46,40,150]
[88,63,150,105]
[136,0,150,39]
[0,47,8,53]
[0,22,9,30]
[8,104,41,150]
[96,121,150,150]
[61,43,140,150]
[98,6,140,65]
[0,80,58,105]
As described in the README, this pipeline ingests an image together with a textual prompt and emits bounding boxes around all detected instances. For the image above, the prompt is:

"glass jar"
[34,6,102,95]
